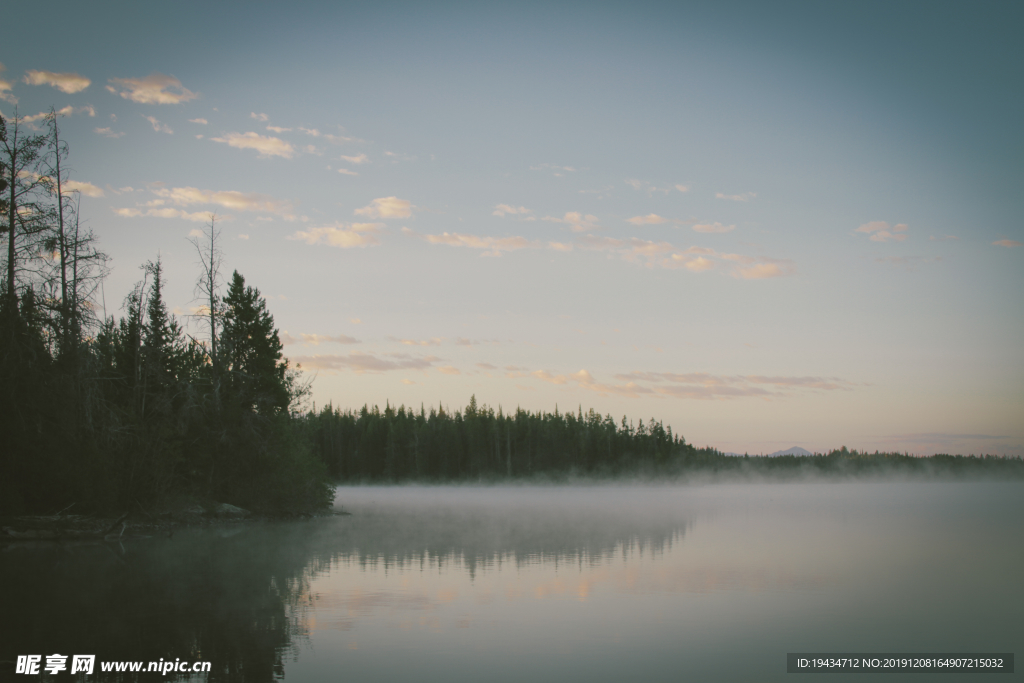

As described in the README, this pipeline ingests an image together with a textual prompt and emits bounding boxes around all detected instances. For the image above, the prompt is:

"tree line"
[301,399,1023,482]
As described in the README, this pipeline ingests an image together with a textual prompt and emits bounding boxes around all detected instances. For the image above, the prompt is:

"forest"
[2,109,1021,517]
[1,109,332,516]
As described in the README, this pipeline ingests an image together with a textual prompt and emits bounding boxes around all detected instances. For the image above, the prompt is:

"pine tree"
[220,270,288,413]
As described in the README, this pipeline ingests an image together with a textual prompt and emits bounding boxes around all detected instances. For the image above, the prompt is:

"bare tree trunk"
[49,110,69,350]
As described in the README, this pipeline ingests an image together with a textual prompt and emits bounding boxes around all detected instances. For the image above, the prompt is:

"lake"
[2,481,1020,681]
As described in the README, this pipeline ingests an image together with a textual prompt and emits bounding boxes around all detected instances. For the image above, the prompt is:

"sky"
[3,0,1022,456]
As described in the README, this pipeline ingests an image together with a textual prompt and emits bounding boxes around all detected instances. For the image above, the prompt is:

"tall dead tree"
[43,108,72,351]
[189,214,223,377]
[1,109,50,315]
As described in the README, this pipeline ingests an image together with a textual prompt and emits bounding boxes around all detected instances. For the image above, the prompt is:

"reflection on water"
[2,483,1022,682]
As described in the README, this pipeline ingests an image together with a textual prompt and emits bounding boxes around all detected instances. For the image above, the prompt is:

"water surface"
[3,482,1020,682]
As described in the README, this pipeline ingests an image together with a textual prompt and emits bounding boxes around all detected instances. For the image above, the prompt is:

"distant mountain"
[766,446,814,457]
[721,446,815,457]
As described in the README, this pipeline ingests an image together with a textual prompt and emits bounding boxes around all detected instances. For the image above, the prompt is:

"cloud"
[625,179,679,195]
[716,192,756,202]
[24,70,90,93]
[417,230,538,257]
[237,233,249,240]
[0,63,15,103]
[397,337,444,346]
[266,125,291,133]
[732,262,790,279]
[493,204,532,217]
[282,332,361,346]
[609,371,855,400]
[543,211,599,232]
[627,214,669,226]
[189,118,208,125]
[531,163,576,176]
[64,180,104,197]
[437,365,461,375]
[108,73,198,104]
[150,186,294,216]
[114,206,215,222]
[692,222,735,233]
[337,168,359,176]
[21,105,94,124]
[355,196,412,219]
[143,115,172,134]
[288,222,383,248]
[993,239,1021,248]
[211,131,295,158]
[856,221,908,243]
[250,112,268,122]
[683,256,714,272]
[575,234,792,277]
[341,153,369,164]
[291,352,439,373]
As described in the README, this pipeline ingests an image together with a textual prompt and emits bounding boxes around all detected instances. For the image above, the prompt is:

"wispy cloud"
[113,206,216,222]
[64,180,104,197]
[993,239,1021,248]
[627,214,698,227]
[211,131,295,158]
[355,196,412,219]
[413,229,538,257]
[107,73,198,104]
[626,214,670,226]
[21,105,94,124]
[716,191,756,202]
[0,63,16,103]
[281,332,361,346]
[337,168,359,176]
[288,222,383,248]
[625,179,684,195]
[856,221,908,242]
[531,163,576,176]
[266,125,291,133]
[543,211,599,232]
[607,371,855,400]
[437,365,461,375]
[291,352,439,373]
[493,204,532,217]
[150,186,294,216]
[341,153,369,164]
[143,115,172,134]
[24,70,90,93]
[396,337,444,346]
[189,118,208,125]
[577,235,793,277]
[250,112,268,122]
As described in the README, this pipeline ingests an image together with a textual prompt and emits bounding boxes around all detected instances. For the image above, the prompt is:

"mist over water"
[3,482,1021,682]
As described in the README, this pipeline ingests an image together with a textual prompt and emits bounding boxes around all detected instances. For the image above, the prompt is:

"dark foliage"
[303,397,1024,483]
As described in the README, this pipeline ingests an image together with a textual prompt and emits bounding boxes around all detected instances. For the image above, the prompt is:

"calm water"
[2,482,1021,682]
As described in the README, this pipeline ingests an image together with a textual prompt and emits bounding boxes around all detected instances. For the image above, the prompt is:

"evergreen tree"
[220,270,289,413]
[142,258,181,391]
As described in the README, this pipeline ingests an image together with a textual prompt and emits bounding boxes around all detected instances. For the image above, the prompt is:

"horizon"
[3,0,1021,457]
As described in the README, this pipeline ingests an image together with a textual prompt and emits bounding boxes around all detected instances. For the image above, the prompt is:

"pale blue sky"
[4,0,1021,455]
